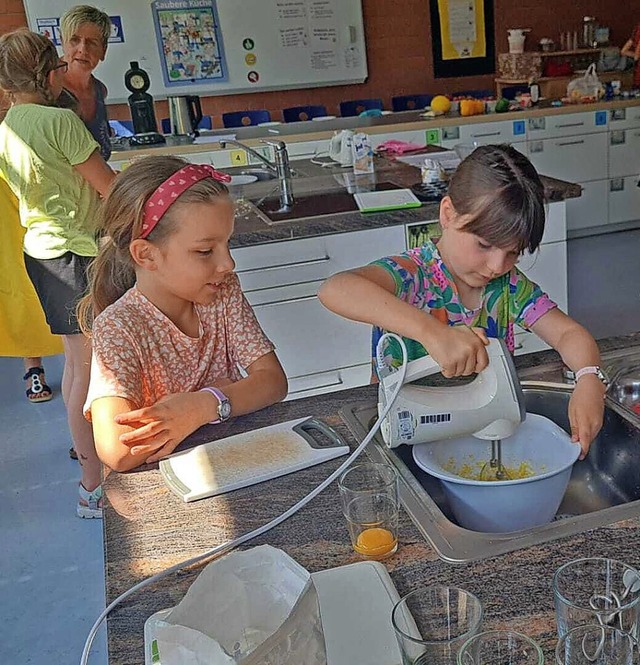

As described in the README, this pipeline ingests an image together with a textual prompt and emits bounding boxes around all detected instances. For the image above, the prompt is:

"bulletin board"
[24,0,368,103]
[429,0,495,78]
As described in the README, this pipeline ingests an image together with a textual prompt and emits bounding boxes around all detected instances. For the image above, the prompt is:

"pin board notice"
[24,0,368,103]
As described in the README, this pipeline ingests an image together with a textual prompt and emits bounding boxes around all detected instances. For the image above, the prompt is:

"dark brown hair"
[447,144,545,254]
[77,155,229,334]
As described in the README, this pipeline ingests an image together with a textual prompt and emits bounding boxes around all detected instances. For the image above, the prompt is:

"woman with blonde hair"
[58,5,112,159]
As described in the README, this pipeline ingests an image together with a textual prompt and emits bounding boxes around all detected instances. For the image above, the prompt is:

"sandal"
[23,366,53,404]
[77,483,103,519]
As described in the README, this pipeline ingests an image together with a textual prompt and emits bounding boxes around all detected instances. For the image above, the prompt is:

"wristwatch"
[200,387,232,423]
[574,366,609,388]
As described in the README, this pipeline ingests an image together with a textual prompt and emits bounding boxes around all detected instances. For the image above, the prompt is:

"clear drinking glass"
[392,586,483,665]
[338,462,399,560]
[458,630,544,665]
[555,625,637,665]
[553,558,640,639]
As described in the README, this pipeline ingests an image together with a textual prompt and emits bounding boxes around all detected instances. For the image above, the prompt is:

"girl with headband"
[78,156,288,472]
[0,29,115,518]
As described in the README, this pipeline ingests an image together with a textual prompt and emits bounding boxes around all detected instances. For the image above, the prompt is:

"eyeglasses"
[51,61,69,74]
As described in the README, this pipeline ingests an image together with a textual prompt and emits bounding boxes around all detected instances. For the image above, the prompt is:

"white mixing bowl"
[412,414,581,533]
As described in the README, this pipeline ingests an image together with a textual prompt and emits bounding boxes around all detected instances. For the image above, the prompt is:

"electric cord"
[80,333,409,665]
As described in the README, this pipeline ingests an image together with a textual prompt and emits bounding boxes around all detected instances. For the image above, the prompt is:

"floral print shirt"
[370,240,556,373]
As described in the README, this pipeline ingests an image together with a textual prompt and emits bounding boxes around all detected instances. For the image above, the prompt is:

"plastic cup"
[392,586,483,665]
[458,630,544,665]
[553,558,640,639]
[555,625,637,665]
[453,141,480,161]
[338,462,399,560]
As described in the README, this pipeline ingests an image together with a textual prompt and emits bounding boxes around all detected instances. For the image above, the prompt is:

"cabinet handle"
[289,375,344,395]
[471,131,501,138]
[514,341,524,350]
[253,293,317,308]
[555,122,585,128]
[236,255,330,275]
[555,139,585,147]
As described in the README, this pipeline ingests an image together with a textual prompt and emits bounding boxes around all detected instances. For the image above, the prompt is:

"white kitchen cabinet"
[527,110,608,139]
[566,180,609,231]
[527,132,608,183]
[608,176,640,224]
[438,119,527,150]
[609,106,640,131]
[232,225,406,399]
[608,128,640,179]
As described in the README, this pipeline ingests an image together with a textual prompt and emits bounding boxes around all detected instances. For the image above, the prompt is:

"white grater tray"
[160,417,350,502]
[144,560,402,665]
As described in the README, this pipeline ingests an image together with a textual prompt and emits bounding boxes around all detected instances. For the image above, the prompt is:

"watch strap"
[574,366,607,386]
[199,386,229,424]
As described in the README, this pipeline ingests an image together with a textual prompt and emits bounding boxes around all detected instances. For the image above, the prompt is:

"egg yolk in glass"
[354,527,397,557]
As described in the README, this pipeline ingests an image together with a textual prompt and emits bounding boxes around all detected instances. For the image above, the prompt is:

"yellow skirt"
[0,179,63,357]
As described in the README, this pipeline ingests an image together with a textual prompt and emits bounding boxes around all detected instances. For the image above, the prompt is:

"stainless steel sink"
[340,383,640,563]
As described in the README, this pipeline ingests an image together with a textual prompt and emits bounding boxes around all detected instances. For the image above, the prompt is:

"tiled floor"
[0,355,107,665]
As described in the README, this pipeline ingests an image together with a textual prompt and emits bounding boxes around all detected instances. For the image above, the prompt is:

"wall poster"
[152,0,228,86]
[429,0,494,78]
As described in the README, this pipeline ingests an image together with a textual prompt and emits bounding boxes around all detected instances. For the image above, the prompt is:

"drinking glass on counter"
[553,558,640,639]
[458,630,544,665]
[338,462,399,560]
[392,586,483,665]
[555,625,637,665]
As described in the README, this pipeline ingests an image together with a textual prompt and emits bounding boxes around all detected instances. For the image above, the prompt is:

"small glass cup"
[458,630,544,665]
[555,625,637,665]
[392,586,483,665]
[338,462,399,560]
[553,558,640,639]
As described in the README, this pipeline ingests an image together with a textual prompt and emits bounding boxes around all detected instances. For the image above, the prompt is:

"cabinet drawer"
[608,106,640,131]
[608,128,640,178]
[566,180,608,231]
[527,110,608,139]
[527,132,607,182]
[286,364,370,401]
[232,225,405,293]
[608,177,640,224]
[460,119,527,143]
[517,240,568,312]
[252,290,371,377]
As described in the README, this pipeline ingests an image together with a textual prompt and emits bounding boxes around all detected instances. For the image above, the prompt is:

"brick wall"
[1,0,636,126]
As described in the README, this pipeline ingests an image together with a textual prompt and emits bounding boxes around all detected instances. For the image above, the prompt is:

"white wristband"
[574,366,608,386]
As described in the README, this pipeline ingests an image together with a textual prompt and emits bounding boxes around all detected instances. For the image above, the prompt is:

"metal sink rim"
[339,381,640,564]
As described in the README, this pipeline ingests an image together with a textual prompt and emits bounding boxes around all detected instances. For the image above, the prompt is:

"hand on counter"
[115,386,230,463]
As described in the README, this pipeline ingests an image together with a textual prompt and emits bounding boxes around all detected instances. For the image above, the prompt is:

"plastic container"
[507,29,529,54]
[412,414,581,533]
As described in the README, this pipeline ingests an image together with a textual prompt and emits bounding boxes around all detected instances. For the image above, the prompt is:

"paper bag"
[155,545,327,665]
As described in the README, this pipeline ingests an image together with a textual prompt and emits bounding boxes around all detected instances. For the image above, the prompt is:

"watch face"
[219,400,232,420]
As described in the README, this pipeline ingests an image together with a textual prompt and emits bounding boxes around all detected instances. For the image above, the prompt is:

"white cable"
[80,333,408,665]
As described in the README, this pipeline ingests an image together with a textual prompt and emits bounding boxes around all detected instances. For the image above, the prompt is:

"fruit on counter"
[430,95,452,113]
[495,97,511,113]
[460,99,485,116]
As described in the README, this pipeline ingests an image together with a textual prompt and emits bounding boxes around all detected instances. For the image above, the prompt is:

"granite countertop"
[102,332,640,665]
[228,154,580,249]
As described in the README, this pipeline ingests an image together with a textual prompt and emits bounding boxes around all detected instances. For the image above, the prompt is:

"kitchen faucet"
[219,138,294,211]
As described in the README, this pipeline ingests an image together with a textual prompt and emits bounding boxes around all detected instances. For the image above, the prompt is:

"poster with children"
[152,0,228,86]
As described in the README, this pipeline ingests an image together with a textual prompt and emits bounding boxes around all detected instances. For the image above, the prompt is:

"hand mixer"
[377,339,526,479]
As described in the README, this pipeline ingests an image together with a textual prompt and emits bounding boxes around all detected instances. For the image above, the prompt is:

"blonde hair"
[78,156,230,334]
[60,5,112,48]
[0,29,60,105]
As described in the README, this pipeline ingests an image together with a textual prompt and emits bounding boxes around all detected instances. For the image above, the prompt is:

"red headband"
[139,164,232,239]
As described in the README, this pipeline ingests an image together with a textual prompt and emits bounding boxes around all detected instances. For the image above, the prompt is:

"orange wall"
[1,0,636,126]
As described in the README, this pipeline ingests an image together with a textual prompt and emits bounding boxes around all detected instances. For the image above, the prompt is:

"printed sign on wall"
[152,0,228,86]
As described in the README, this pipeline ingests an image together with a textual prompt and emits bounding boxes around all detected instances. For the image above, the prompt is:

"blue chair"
[452,89,494,99]
[222,110,271,128]
[161,115,213,134]
[339,98,383,117]
[282,105,328,122]
[500,85,530,100]
[391,94,433,112]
